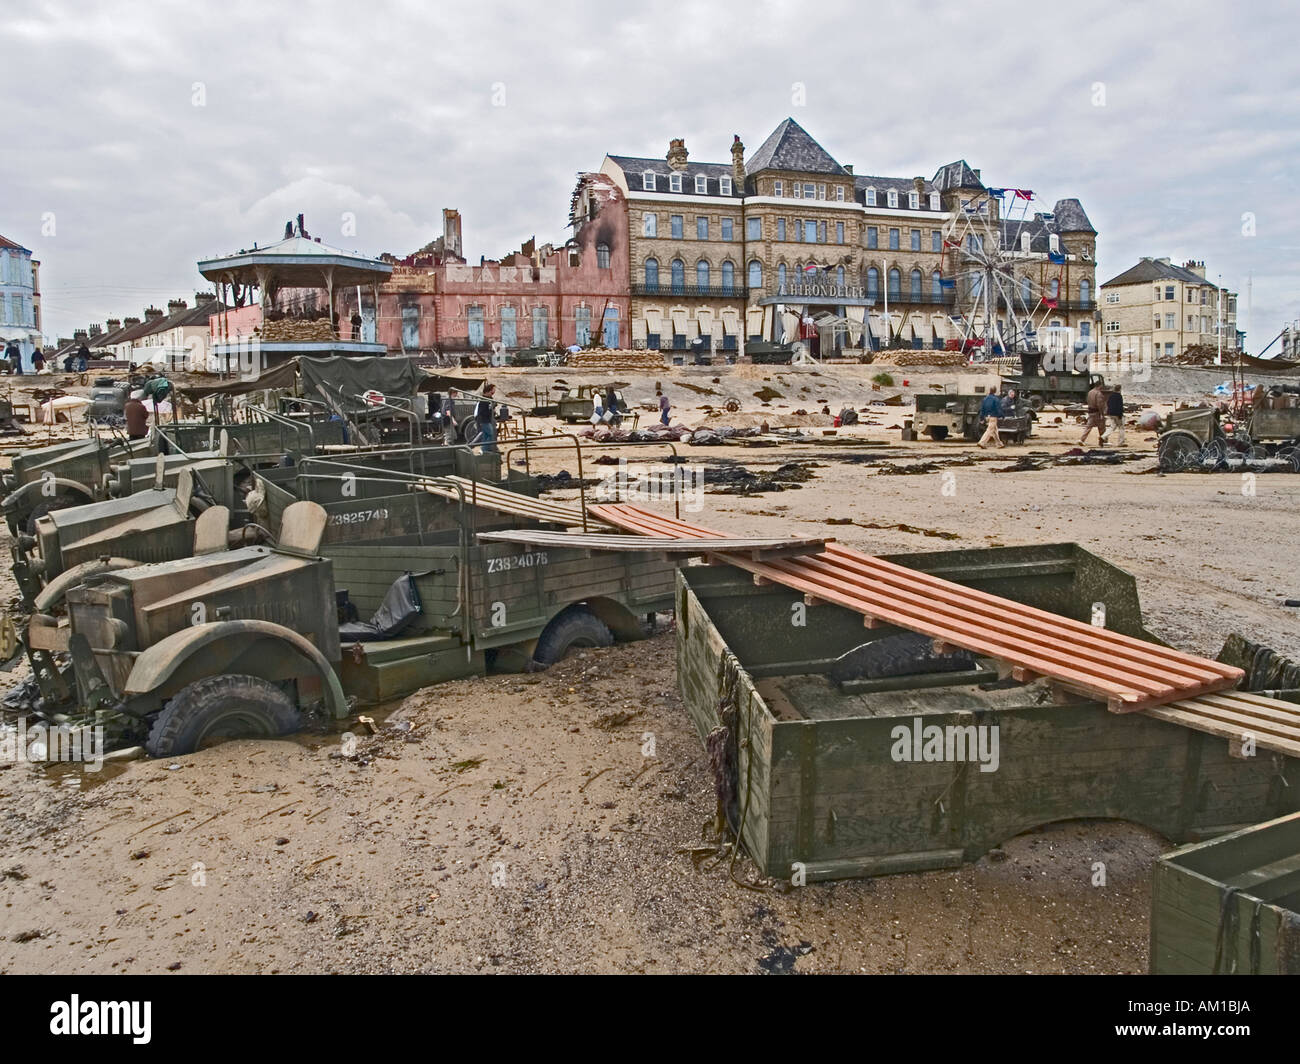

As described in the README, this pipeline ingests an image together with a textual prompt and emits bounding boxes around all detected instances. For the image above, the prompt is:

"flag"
[938,278,956,288]
[986,187,1007,198]
[1013,189,1033,200]
[942,239,962,249]
[1043,298,1058,309]
[1048,251,1066,264]
[803,263,818,273]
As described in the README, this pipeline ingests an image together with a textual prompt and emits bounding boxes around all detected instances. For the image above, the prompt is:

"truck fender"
[33,557,140,613]
[123,620,348,720]
[2,477,96,516]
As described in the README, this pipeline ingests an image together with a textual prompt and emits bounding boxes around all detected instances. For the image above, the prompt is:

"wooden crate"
[677,549,1300,882]
[1151,812,1300,974]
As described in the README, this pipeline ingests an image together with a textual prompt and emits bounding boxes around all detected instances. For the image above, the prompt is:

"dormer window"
[720,175,732,196]
[908,191,919,210]
[929,192,940,210]
[887,190,898,208]
[1020,231,1031,253]
[817,184,826,199]
[695,175,707,194]
[669,173,682,193]
[793,183,802,198]
[642,171,655,191]
[836,186,844,202]
[1048,233,1060,253]
[774,179,783,196]
[865,188,876,206]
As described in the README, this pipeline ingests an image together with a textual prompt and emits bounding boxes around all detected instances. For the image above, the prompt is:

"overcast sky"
[8,0,1298,348]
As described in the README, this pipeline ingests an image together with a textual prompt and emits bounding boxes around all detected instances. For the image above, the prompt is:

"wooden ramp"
[1146,691,1300,758]
[417,476,588,527]
[590,502,1243,713]
[475,528,829,560]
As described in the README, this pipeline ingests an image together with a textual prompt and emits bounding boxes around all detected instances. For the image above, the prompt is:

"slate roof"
[606,156,741,198]
[1050,198,1095,234]
[745,118,849,176]
[1101,258,1218,289]
[854,174,941,210]
[999,214,1076,255]
[932,160,985,192]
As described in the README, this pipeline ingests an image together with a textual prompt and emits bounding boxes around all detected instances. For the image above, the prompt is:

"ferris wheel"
[939,187,1057,361]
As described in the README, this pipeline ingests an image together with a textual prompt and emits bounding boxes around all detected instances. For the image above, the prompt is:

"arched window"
[596,242,610,269]
[931,271,943,300]
[910,269,922,301]
[1079,279,1090,304]
[644,258,659,292]
[836,266,845,287]
[970,271,983,299]
[671,258,685,294]
[748,259,763,289]
[777,263,787,291]
[1020,276,1032,303]
[1049,277,1060,300]
[696,260,710,290]
[721,260,735,295]
[888,268,901,300]
[866,267,879,300]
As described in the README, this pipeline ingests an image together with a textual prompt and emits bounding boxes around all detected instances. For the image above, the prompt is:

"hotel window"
[670,215,683,239]
[721,260,735,294]
[596,243,610,269]
[669,173,682,193]
[1079,279,1090,303]
[793,183,803,198]
[697,260,710,288]
[1165,313,1175,329]
[1048,278,1059,299]
[909,192,919,210]
[671,259,685,293]
[1048,234,1060,253]
[836,186,845,202]
[929,192,940,210]
[721,217,733,241]
[803,183,815,198]
[932,230,941,252]
[774,180,783,196]
[932,271,943,300]
[867,226,878,249]
[817,184,826,199]
[642,171,655,191]
[748,259,762,288]
[1154,287,1162,301]
[574,306,590,345]
[1165,286,1175,301]
[776,218,786,241]
[837,266,845,287]
[697,216,708,240]
[644,258,659,291]
[910,269,922,300]
[887,190,898,208]
[865,188,876,206]
[794,219,803,242]
[778,263,787,290]
[695,175,707,194]
[889,228,899,250]
[910,229,920,251]
[866,268,879,299]
[805,220,818,243]
[643,212,657,238]
[746,216,761,240]
[888,268,901,299]
[1021,276,1032,302]
[720,176,732,196]
[836,221,844,245]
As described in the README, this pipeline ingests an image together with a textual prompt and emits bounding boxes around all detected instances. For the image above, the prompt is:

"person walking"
[32,348,45,374]
[1081,382,1108,446]
[475,383,498,453]
[1105,383,1125,447]
[658,390,671,426]
[124,396,149,440]
[977,387,1004,449]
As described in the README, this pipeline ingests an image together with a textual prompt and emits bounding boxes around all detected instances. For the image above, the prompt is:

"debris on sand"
[856,521,960,540]
[705,462,816,495]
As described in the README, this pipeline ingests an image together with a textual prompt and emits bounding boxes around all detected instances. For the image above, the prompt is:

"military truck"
[1000,351,1102,412]
[557,385,633,425]
[30,472,678,756]
[912,391,1033,443]
[1157,395,1300,471]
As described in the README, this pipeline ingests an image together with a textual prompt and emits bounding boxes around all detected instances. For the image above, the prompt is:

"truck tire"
[24,495,81,535]
[459,414,484,444]
[531,606,613,667]
[926,425,949,441]
[1027,395,1044,413]
[146,674,301,757]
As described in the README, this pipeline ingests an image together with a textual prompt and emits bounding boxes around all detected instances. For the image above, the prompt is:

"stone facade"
[1100,257,1240,362]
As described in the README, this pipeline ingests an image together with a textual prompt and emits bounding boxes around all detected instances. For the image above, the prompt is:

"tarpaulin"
[178,359,298,400]
[300,355,420,415]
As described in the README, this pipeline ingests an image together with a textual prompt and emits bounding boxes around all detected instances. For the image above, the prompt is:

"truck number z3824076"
[486,552,549,574]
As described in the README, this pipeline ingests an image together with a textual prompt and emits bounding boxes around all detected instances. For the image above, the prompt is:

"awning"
[670,308,689,336]
[746,306,765,338]
[644,308,664,335]
[721,308,740,334]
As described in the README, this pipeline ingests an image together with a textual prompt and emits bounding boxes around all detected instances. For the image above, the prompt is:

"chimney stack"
[195,291,215,306]
[88,323,102,337]
[167,298,188,314]
[667,138,689,172]
[106,318,122,331]
[144,306,164,322]
[123,316,142,327]
[73,328,88,340]
[914,177,925,196]
[731,135,745,186]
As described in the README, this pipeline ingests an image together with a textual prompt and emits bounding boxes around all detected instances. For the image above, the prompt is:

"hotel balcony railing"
[998,295,1096,312]
[632,283,748,299]
[864,290,956,306]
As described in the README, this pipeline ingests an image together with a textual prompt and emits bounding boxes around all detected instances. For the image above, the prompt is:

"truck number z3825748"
[486,552,549,574]
[328,508,391,526]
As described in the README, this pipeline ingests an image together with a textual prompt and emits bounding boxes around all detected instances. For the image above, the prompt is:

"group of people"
[1080,382,1126,447]
[976,386,1022,449]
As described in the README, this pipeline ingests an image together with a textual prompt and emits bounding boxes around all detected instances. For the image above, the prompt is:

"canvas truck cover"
[300,355,421,415]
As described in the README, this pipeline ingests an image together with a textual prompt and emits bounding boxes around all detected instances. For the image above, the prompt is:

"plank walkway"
[590,502,1244,712]
[476,528,828,560]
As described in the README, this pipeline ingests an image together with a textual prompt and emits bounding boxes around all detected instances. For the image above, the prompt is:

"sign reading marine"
[777,282,866,301]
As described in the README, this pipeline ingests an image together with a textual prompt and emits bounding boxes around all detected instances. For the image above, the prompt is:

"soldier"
[1081,382,1108,446]
[977,387,1004,449]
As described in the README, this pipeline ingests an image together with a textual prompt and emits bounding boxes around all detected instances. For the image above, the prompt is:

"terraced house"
[596,118,1098,357]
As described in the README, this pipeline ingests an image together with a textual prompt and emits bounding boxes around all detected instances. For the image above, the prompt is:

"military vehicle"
[30,471,677,756]
[1000,350,1102,412]
[912,390,1033,443]
[557,385,634,425]
[85,378,131,424]
[1156,395,1300,471]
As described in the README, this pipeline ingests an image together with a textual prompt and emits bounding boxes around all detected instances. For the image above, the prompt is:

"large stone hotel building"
[585,117,1097,355]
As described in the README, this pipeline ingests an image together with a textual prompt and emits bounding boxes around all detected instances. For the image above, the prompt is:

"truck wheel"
[146,674,301,757]
[926,426,949,441]
[24,495,80,535]
[1027,395,1044,413]
[531,606,613,667]
[459,414,484,444]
